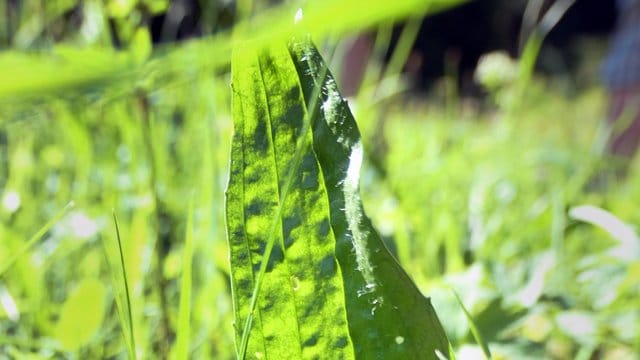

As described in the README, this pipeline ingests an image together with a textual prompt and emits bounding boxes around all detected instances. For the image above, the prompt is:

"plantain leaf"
[227,39,449,359]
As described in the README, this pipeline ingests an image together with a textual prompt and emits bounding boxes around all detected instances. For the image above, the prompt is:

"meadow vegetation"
[0,0,638,359]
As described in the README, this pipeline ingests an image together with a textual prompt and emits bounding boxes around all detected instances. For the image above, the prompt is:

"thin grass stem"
[0,201,74,278]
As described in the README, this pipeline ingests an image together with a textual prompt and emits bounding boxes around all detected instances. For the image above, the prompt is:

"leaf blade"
[290,40,450,358]
[228,38,450,359]
[229,43,355,358]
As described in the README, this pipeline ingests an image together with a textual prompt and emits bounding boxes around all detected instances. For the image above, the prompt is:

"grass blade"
[452,289,492,360]
[104,212,137,360]
[0,201,74,278]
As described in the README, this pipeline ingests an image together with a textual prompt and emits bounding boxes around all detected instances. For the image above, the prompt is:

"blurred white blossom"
[474,51,518,91]
[2,190,21,213]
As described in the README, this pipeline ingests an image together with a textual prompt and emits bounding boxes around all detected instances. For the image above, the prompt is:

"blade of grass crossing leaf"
[107,213,137,360]
[452,290,491,360]
[0,201,74,278]
[236,40,336,359]
[175,195,195,360]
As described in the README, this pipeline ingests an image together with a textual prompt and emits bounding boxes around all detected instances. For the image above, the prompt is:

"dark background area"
[0,0,619,92]
[408,0,616,91]
[143,0,618,92]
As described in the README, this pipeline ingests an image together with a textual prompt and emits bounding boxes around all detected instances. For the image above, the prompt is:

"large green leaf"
[227,39,449,358]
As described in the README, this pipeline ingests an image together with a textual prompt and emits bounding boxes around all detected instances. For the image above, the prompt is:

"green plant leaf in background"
[53,278,107,351]
[227,38,449,359]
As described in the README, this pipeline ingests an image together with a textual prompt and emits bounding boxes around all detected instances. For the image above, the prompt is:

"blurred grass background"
[0,0,639,359]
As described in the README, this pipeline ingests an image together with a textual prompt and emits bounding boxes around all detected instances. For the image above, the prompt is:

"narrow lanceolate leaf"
[227,39,449,359]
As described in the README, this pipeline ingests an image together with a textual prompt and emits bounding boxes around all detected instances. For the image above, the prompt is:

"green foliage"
[53,278,106,351]
[0,0,638,359]
[292,41,450,358]
[0,202,73,277]
[228,39,449,358]
[452,290,491,360]
[173,195,194,360]
[229,41,355,359]
[105,213,136,359]
[0,0,465,103]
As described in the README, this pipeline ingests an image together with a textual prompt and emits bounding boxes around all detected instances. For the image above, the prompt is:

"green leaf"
[227,39,449,359]
[229,41,355,359]
[291,39,449,359]
[54,278,107,351]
